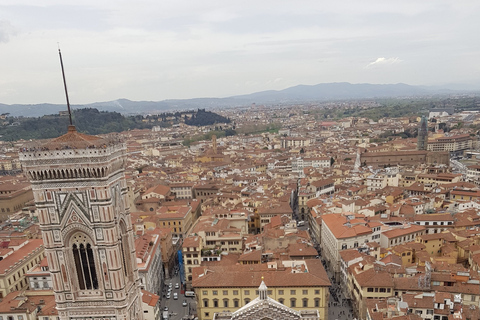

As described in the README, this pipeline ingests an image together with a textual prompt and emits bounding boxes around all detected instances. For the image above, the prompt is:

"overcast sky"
[1,0,480,104]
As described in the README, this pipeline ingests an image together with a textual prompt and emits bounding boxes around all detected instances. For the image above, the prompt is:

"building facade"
[192,260,330,320]
[19,126,144,320]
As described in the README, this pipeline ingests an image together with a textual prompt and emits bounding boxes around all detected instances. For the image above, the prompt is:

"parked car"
[175,283,179,289]
[182,300,188,307]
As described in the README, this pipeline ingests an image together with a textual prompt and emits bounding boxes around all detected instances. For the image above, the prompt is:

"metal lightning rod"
[58,44,73,126]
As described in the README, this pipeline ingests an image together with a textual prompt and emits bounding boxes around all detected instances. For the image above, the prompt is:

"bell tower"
[19,127,144,320]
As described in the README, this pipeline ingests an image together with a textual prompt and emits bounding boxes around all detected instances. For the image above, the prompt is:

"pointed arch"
[70,233,99,290]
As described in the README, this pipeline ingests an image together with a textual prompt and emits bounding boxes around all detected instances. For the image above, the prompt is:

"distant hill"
[0,108,230,141]
[1,82,478,117]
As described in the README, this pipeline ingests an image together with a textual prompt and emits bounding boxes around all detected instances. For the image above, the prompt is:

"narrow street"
[305,216,355,320]
[326,270,355,320]
[161,271,197,320]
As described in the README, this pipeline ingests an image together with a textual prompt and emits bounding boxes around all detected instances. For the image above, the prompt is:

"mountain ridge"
[1,82,478,117]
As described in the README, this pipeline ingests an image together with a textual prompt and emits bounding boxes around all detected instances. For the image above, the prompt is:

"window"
[315,290,320,294]
[213,299,219,308]
[244,298,250,305]
[72,239,98,290]
[203,299,209,307]
[233,290,238,295]
[278,290,284,295]
[223,290,228,295]
[234,299,239,307]
[314,298,320,307]
[290,298,296,308]
[203,290,208,295]
[302,290,308,295]
[279,298,285,304]
[223,299,229,308]
[302,298,308,307]
[367,288,374,292]
[290,290,296,295]
[244,290,250,295]
[212,290,218,295]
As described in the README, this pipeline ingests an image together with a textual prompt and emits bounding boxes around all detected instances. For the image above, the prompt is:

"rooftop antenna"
[58,44,73,126]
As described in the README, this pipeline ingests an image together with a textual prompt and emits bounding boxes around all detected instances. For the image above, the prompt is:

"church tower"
[417,115,428,150]
[19,126,144,320]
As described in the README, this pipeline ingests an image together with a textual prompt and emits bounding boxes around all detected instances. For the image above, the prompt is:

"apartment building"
[413,213,454,234]
[136,234,164,295]
[0,239,44,298]
[379,224,426,248]
[321,214,377,281]
[192,259,330,320]
[427,134,473,155]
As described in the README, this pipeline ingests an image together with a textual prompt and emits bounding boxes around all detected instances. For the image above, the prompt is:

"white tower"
[19,126,144,320]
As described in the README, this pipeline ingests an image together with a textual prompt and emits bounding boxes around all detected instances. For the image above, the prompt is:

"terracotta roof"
[142,289,160,307]
[354,268,394,287]
[42,125,106,149]
[192,259,330,288]
[381,225,425,239]
[413,213,453,221]
[0,239,44,274]
[322,214,372,239]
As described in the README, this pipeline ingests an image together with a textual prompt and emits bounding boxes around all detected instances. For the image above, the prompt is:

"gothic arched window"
[71,234,98,290]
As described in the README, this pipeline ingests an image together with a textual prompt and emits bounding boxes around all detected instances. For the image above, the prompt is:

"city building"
[320,214,377,281]
[193,259,330,320]
[213,279,320,320]
[0,239,44,297]
[427,134,473,156]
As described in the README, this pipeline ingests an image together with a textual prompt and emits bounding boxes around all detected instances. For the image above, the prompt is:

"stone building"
[193,259,330,320]
[19,125,144,320]
[213,279,320,320]
[417,115,428,151]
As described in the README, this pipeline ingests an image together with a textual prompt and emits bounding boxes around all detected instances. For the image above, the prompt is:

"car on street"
[182,300,187,307]
[164,306,168,311]
[173,292,178,300]
[175,283,179,289]
[166,293,171,299]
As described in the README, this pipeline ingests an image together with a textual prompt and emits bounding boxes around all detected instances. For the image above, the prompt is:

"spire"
[258,276,268,300]
[417,115,428,150]
[353,147,361,172]
[58,45,73,126]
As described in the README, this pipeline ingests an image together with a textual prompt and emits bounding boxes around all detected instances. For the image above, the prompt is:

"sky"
[1,0,480,105]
